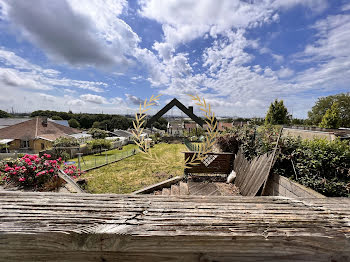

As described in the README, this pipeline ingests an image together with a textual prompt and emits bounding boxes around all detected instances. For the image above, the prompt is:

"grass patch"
[69,144,137,171]
[83,143,186,194]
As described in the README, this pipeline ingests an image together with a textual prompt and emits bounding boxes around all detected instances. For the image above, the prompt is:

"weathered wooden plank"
[171,185,180,195]
[161,188,170,196]
[179,182,189,195]
[0,192,349,261]
[132,176,183,194]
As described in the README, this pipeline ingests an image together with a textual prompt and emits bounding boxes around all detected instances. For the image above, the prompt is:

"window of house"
[21,139,30,148]
[41,143,45,150]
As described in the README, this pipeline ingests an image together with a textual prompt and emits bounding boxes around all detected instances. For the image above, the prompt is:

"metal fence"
[184,139,201,152]
[74,149,137,171]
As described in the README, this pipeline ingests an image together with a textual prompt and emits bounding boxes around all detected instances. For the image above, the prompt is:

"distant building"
[68,133,92,144]
[167,120,184,136]
[184,122,198,133]
[0,117,81,153]
[218,122,233,131]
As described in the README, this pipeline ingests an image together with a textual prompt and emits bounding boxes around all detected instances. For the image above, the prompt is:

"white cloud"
[277,67,294,78]
[125,93,143,105]
[139,0,327,49]
[0,48,107,92]
[342,2,350,12]
[80,94,108,104]
[0,68,51,90]
[1,0,142,70]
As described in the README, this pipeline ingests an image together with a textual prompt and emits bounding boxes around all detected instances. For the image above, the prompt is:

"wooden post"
[76,153,83,171]
[261,127,283,195]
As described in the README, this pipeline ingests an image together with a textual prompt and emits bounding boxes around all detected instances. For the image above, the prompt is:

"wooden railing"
[0,192,349,261]
[184,151,234,174]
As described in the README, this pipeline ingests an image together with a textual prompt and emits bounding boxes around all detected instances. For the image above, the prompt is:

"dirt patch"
[215,183,240,196]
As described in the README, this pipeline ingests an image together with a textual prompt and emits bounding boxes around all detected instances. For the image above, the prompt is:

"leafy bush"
[216,134,239,154]
[54,137,79,147]
[218,125,350,197]
[68,118,80,128]
[88,139,112,154]
[88,128,108,139]
[51,115,63,120]
[0,154,83,191]
[1,154,61,190]
[274,138,350,197]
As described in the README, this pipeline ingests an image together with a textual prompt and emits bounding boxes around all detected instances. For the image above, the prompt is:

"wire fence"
[74,149,137,171]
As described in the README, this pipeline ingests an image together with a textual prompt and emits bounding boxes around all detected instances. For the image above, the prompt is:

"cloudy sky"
[0,0,349,118]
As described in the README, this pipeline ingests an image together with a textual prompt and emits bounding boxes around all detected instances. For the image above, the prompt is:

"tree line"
[264,92,350,128]
[30,110,133,130]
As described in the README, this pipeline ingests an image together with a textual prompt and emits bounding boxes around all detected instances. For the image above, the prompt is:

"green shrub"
[274,138,350,197]
[88,128,108,139]
[54,137,79,147]
[88,139,112,154]
[219,125,350,197]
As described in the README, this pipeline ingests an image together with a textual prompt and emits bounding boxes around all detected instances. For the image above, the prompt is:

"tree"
[319,102,341,129]
[265,99,290,125]
[68,118,80,128]
[53,137,79,147]
[88,139,112,154]
[308,93,350,127]
[152,117,168,131]
[51,115,63,120]
[0,109,11,118]
[88,128,108,139]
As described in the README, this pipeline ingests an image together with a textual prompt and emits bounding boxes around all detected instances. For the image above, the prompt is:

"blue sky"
[0,0,349,118]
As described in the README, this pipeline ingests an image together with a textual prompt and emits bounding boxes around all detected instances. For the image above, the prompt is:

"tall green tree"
[265,99,290,125]
[0,109,11,118]
[68,118,80,128]
[319,102,341,129]
[308,93,350,127]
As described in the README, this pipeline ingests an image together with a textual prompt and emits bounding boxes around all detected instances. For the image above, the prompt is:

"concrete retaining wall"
[283,128,336,141]
[263,173,325,198]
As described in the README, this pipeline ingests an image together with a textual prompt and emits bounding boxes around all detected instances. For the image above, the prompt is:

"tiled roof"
[0,118,30,129]
[0,117,81,140]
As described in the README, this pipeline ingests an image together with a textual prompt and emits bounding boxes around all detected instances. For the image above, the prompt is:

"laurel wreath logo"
[132,94,218,169]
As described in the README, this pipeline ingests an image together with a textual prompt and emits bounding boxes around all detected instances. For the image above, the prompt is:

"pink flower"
[19,177,26,182]
[12,171,17,175]
[32,166,36,170]
[4,167,13,172]
[49,169,54,173]
[44,154,51,158]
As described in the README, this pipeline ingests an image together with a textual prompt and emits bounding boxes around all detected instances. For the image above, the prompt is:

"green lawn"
[69,144,137,171]
[83,143,186,194]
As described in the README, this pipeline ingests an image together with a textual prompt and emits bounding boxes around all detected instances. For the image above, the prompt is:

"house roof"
[0,117,81,141]
[112,129,133,138]
[0,118,31,129]
[218,122,233,131]
[49,119,69,127]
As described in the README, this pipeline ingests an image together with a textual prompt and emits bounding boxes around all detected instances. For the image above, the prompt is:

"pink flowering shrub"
[0,154,83,190]
[62,164,84,179]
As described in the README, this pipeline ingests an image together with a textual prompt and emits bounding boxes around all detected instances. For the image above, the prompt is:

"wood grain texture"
[0,192,349,261]
[234,149,274,196]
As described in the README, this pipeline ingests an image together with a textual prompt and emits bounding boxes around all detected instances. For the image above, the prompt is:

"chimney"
[42,117,48,127]
[188,106,193,114]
